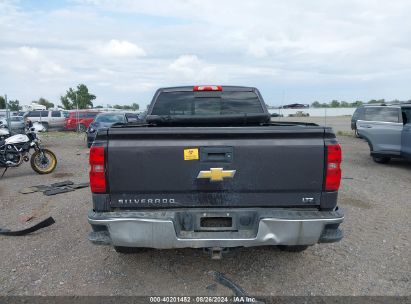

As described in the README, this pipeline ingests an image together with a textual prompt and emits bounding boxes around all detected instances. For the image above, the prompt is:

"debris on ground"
[0,217,55,236]
[19,215,36,223]
[209,271,265,303]
[208,271,247,297]
[19,187,38,194]
[19,181,89,196]
[50,180,74,187]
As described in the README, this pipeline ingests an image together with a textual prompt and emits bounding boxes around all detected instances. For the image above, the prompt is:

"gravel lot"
[0,117,410,296]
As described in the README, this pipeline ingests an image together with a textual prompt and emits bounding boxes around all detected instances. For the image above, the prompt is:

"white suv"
[24,110,68,131]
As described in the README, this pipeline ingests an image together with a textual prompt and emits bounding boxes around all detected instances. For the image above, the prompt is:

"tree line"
[0,96,22,111]
[0,84,139,111]
[311,99,410,108]
[3,84,408,111]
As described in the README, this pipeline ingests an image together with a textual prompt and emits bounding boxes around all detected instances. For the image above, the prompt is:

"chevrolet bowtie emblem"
[197,168,236,182]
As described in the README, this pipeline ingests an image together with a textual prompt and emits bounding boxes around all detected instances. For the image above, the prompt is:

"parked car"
[0,116,25,133]
[289,111,309,117]
[351,105,394,137]
[87,85,344,256]
[86,112,140,148]
[23,110,68,131]
[64,110,100,132]
[357,105,411,163]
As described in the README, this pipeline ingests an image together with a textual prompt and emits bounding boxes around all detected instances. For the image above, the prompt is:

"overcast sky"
[1,0,411,108]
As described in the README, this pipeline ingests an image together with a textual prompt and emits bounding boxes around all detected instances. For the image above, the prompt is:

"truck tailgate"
[106,126,328,208]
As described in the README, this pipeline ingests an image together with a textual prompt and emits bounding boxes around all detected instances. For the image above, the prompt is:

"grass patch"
[39,131,86,139]
[336,130,355,137]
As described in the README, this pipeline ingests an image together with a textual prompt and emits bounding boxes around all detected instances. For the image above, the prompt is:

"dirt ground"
[0,117,410,296]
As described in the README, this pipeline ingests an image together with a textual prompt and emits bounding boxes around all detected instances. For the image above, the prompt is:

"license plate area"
[176,211,258,237]
[200,217,232,228]
[196,213,237,231]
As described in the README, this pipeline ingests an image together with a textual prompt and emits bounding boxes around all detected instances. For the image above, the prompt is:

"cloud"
[169,54,203,76]
[39,62,67,75]
[96,39,146,58]
[1,0,411,106]
[19,46,40,60]
[0,46,68,81]
[113,82,156,92]
[168,55,217,82]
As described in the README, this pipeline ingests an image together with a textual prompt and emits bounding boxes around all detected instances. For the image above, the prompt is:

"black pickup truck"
[88,86,344,257]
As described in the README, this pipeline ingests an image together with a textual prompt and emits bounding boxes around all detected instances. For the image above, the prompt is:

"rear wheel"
[372,156,391,164]
[30,149,57,174]
[278,245,309,252]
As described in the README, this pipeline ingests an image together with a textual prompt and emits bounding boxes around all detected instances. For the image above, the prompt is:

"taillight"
[193,85,222,91]
[325,143,342,191]
[89,146,106,193]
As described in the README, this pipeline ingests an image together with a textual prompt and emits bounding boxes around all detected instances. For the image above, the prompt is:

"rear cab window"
[151,91,264,116]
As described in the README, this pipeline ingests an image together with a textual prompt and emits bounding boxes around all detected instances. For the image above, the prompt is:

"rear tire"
[372,156,391,164]
[278,245,309,252]
[114,246,148,254]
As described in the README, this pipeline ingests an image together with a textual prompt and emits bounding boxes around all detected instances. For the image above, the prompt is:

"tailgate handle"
[200,147,233,162]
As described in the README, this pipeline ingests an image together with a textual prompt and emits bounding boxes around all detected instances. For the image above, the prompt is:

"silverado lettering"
[118,198,176,204]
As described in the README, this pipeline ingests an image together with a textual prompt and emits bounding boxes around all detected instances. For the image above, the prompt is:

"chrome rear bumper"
[88,208,343,249]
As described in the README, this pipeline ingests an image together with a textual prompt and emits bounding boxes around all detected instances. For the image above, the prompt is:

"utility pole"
[5,94,11,131]
[76,92,79,133]
[279,90,286,120]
